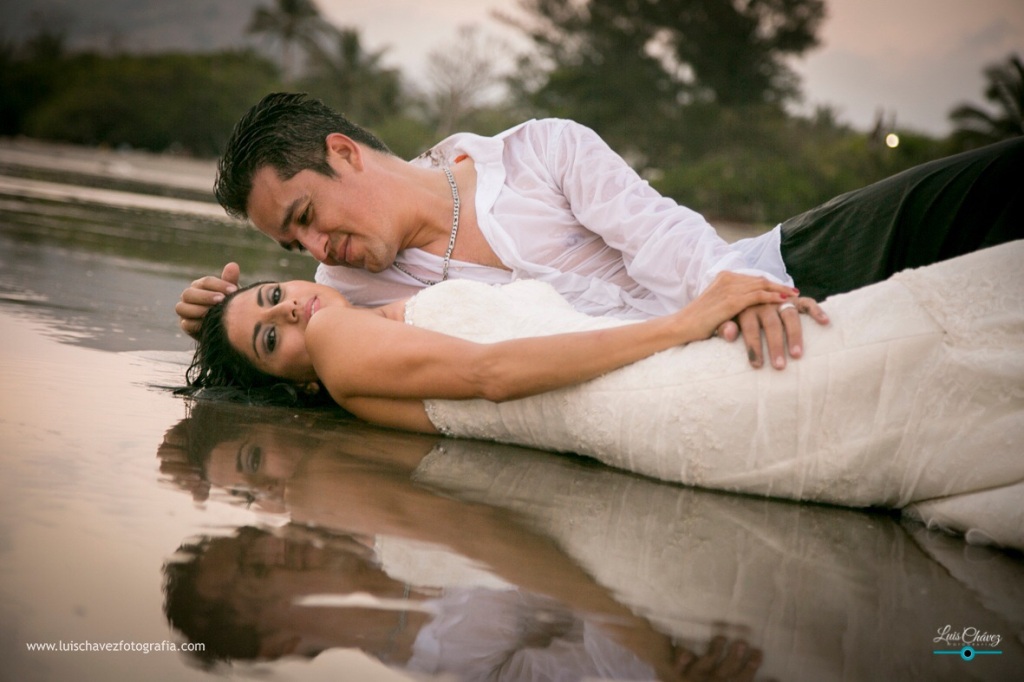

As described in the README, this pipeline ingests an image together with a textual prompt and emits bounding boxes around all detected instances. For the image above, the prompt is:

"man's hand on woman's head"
[716,296,828,370]
[175,262,241,338]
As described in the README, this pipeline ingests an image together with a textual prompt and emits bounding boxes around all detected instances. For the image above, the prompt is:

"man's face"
[245,137,400,272]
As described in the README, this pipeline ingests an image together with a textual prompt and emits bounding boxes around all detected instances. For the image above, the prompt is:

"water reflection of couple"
[178,94,1024,549]
[158,403,762,680]
[157,404,1024,680]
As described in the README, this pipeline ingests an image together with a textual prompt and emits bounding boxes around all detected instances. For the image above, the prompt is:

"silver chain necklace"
[392,165,460,286]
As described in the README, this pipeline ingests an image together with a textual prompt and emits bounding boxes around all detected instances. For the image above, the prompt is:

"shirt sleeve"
[544,119,791,306]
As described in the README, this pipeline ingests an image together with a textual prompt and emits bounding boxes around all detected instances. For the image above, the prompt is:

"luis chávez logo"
[933,625,1003,661]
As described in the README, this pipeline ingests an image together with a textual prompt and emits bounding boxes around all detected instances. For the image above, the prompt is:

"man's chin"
[318,256,347,268]
[321,250,384,272]
[327,260,382,273]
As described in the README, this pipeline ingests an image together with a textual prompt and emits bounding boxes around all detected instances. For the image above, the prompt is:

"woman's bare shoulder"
[307,305,392,342]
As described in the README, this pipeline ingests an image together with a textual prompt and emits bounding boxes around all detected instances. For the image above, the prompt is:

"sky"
[317,0,1024,135]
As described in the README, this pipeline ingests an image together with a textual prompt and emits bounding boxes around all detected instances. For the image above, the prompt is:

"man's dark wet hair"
[164,526,377,664]
[178,283,328,408]
[163,530,264,665]
[214,92,393,220]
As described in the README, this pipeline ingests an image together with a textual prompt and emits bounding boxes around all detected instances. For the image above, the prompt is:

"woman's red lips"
[305,296,320,321]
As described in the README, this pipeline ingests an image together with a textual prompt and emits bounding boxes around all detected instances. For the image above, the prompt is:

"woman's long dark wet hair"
[177,283,329,408]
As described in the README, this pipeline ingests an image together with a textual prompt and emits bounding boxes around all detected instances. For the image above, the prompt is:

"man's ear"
[325,133,362,170]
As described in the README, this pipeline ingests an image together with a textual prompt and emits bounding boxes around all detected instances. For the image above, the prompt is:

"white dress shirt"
[317,118,791,319]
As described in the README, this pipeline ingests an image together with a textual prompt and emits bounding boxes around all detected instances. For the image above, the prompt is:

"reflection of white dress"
[405,241,1024,545]
[405,441,1024,680]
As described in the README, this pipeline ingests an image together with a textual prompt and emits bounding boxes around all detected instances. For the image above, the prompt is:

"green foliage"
[20,51,281,156]
[500,0,965,223]
[295,27,403,124]
[949,53,1024,151]
[0,28,69,135]
[504,0,825,170]
[652,106,947,224]
[369,116,438,159]
[1,3,990,227]
[247,0,330,79]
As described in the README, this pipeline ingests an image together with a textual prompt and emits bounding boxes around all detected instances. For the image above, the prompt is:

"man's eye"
[266,327,277,353]
[299,207,312,225]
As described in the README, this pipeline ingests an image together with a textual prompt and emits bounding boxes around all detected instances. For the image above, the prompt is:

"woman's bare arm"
[309,273,800,412]
[342,396,439,433]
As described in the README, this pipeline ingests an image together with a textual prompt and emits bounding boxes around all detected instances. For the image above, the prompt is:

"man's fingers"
[175,299,219,320]
[716,320,739,341]
[187,274,238,297]
[720,293,827,370]
[714,640,753,677]
[175,264,241,340]
[780,301,803,358]
[758,304,787,369]
[738,309,764,368]
[689,636,728,674]
[178,286,229,309]
[220,261,241,285]
[179,318,202,336]
[799,297,829,325]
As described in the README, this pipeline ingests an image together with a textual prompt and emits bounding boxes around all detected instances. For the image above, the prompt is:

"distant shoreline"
[0,135,767,242]
[0,136,217,194]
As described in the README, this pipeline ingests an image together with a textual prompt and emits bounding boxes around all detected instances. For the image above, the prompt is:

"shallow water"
[1,139,1022,681]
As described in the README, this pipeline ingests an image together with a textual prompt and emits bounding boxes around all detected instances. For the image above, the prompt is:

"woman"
[185,240,1024,547]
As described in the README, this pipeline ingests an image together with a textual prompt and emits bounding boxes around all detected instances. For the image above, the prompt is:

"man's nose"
[297,227,331,263]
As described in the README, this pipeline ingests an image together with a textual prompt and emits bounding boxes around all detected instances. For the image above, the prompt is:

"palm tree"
[949,53,1024,148]
[301,26,402,122]
[247,0,328,80]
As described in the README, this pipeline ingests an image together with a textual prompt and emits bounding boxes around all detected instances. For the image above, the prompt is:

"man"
[178,93,1023,368]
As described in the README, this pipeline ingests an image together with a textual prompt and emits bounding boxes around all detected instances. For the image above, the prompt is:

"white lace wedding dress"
[404,242,1024,546]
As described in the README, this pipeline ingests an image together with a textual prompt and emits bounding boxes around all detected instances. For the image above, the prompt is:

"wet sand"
[2,139,1021,681]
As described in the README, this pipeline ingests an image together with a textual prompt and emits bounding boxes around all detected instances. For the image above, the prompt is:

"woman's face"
[224,280,346,383]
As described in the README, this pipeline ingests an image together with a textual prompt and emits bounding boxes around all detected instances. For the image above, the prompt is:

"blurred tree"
[25,51,281,156]
[424,26,508,137]
[949,53,1024,149]
[503,0,825,163]
[297,26,402,124]
[247,0,329,80]
[0,27,67,135]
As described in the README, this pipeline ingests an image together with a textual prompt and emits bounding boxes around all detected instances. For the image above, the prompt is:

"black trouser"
[779,136,1024,300]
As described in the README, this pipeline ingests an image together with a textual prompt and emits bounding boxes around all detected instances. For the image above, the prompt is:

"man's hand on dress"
[673,636,764,681]
[175,262,241,338]
[716,295,829,369]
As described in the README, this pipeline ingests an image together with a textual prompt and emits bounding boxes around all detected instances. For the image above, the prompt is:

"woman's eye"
[243,445,263,474]
[266,327,277,353]
[271,285,281,304]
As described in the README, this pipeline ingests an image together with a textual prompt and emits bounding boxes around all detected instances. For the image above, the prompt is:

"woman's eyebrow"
[256,286,264,307]
[252,322,262,359]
